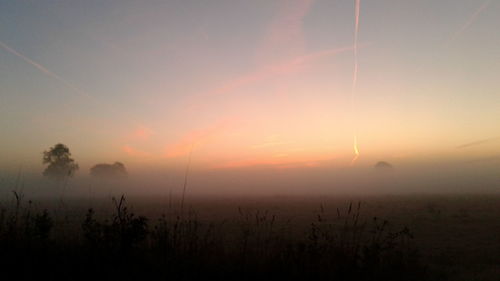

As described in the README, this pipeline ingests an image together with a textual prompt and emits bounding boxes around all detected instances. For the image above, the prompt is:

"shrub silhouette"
[90,162,128,178]
[82,195,148,250]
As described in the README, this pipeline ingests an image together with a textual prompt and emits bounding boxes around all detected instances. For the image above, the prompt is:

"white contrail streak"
[450,0,491,42]
[0,40,96,102]
[416,0,492,74]
[350,0,361,166]
[350,135,360,166]
[352,0,360,94]
[0,40,146,127]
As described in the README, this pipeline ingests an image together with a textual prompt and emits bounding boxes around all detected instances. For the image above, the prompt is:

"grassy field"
[1,193,500,280]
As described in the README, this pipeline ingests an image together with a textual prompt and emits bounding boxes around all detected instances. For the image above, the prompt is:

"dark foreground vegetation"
[0,194,434,281]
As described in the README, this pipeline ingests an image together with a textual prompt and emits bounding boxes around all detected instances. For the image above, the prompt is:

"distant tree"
[90,162,128,179]
[42,143,79,180]
[374,161,393,170]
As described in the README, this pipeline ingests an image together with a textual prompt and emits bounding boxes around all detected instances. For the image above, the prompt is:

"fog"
[1,159,498,201]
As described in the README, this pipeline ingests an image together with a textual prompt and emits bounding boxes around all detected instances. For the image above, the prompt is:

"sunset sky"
[1,0,499,174]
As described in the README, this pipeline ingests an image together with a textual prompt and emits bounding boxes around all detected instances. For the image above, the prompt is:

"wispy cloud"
[251,134,293,149]
[457,137,499,149]
[164,118,238,158]
[190,45,355,104]
[185,0,325,108]
[122,145,151,158]
[256,0,315,64]
[466,155,500,164]
[132,126,155,141]
[251,141,291,149]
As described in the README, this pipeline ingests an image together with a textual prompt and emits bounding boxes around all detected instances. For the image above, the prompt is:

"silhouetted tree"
[90,162,128,178]
[42,143,79,180]
[374,161,393,170]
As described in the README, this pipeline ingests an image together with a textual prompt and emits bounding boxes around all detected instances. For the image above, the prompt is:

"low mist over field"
[1,157,499,198]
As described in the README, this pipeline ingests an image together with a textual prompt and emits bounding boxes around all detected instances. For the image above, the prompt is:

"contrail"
[350,135,360,166]
[0,41,96,102]
[350,0,361,166]
[416,0,492,74]
[352,0,360,94]
[0,40,145,127]
[450,0,491,42]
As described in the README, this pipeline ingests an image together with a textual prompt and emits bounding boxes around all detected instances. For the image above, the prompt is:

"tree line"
[43,143,127,180]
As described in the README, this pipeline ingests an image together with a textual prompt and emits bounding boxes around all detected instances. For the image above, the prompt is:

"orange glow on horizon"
[211,154,325,170]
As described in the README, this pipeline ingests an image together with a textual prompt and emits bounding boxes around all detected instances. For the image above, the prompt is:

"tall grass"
[0,193,429,280]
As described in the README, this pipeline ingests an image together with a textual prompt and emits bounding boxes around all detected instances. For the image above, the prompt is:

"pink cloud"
[122,145,151,158]
[256,0,315,64]
[190,45,354,103]
[132,126,154,141]
[164,118,238,158]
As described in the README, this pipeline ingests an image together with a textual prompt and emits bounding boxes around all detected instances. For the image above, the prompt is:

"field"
[1,192,500,280]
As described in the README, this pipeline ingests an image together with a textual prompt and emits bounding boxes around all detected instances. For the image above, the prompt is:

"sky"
[0,0,499,189]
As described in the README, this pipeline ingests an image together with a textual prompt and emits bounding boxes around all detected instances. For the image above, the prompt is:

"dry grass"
[0,192,434,281]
